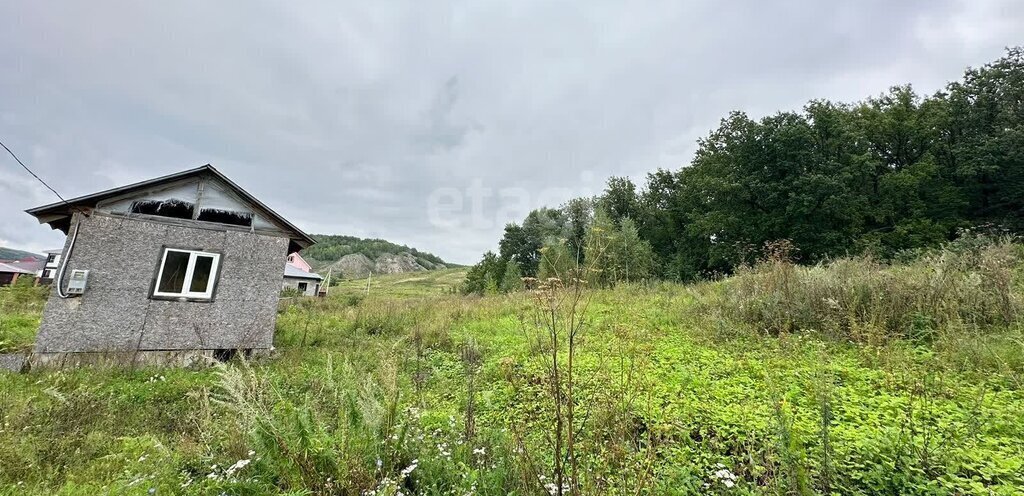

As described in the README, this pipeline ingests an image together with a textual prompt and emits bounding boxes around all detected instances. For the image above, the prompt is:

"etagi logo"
[427,171,600,230]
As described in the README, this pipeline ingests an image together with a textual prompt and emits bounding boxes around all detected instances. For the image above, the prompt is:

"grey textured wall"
[35,212,289,353]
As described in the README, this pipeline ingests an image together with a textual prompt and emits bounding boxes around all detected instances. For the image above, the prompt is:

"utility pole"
[322,268,332,297]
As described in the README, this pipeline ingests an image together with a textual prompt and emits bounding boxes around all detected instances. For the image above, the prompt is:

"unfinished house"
[25,164,315,366]
[283,263,324,296]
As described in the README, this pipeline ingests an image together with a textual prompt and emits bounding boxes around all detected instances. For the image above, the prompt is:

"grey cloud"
[1,0,1022,262]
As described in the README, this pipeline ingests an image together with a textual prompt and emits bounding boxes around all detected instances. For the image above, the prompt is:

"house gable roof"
[0,260,44,275]
[26,164,316,251]
[284,263,323,280]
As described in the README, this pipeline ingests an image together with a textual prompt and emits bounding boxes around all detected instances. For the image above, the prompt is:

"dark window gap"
[130,199,195,220]
[197,208,253,227]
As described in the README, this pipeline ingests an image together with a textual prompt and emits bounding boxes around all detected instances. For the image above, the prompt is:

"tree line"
[464,47,1024,293]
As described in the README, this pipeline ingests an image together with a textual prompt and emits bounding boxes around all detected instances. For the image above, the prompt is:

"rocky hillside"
[301,235,451,279]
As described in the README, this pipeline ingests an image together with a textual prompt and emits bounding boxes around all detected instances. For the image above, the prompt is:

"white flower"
[376,458,383,470]
[225,458,251,476]
[400,460,418,478]
[472,447,486,456]
[543,482,570,495]
[711,466,738,488]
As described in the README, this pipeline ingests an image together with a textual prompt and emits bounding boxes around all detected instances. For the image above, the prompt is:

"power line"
[0,138,86,215]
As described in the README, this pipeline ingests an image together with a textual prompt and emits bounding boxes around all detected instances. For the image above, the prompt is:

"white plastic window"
[152,248,220,299]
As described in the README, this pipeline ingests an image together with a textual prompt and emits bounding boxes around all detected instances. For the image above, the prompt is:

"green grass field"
[2,250,1024,495]
[329,268,467,299]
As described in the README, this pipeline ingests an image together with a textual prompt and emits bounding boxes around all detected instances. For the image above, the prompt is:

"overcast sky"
[1,1,1022,263]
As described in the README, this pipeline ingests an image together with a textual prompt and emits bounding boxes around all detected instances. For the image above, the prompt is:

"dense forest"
[465,47,1024,293]
[302,234,448,266]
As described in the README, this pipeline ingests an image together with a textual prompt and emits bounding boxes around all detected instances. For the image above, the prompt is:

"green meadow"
[2,242,1024,495]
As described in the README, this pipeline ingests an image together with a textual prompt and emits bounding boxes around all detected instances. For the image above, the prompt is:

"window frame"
[150,247,223,301]
[297,281,308,292]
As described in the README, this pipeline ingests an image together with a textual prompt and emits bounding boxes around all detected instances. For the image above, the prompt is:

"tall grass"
[0,280,47,353]
[713,238,1023,344]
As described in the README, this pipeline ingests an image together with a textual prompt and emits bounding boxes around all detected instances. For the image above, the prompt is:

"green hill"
[301,234,454,278]
[0,247,43,262]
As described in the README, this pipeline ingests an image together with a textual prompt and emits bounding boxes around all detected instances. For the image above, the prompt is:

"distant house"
[25,164,315,366]
[283,262,323,296]
[37,249,62,284]
[0,260,43,286]
[286,252,312,273]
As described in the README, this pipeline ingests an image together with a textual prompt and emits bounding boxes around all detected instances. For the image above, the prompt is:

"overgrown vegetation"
[2,239,1024,494]
[0,278,46,353]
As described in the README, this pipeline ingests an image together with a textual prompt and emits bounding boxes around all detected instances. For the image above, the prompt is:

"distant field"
[328,268,467,298]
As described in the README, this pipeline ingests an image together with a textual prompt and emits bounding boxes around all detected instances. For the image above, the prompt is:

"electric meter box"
[67,269,89,295]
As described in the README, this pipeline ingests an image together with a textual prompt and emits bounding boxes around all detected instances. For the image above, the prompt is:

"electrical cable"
[0,138,88,217]
[53,219,81,299]
[1,137,87,297]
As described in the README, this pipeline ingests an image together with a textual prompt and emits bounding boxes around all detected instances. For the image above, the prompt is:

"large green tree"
[465,47,1024,290]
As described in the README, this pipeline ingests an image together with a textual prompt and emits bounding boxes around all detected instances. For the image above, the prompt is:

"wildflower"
[543,482,569,495]
[711,465,738,488]
[225,458,251,476]
[472,447,486,456]
[376,458,383,470]
[400,460,418,478]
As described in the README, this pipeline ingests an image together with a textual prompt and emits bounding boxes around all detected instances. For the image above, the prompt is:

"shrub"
[714,237,1022,343]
